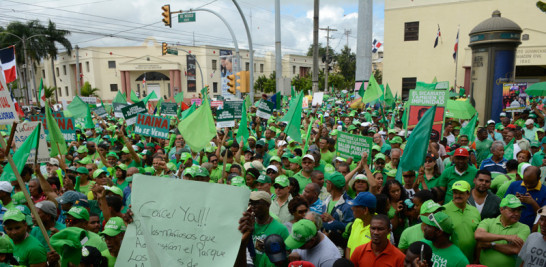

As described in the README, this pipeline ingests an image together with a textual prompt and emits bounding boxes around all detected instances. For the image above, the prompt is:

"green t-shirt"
[30,222,66,251]
[12,235,47,266]
[439,165,478,203]
[313,163,326,174]
[443,202,481,262]
[421,175,442,190]
[496,180,515,199]
[252,219,289,267]
[327,200,338,214]
[293,171,312,194]
[101,249,116,267]
[531,150,544,167]
[477,216,530,267]
[113,178,129,192]
[475,138,493,166]
[491,173,515,194]
[78,181,96,196]
[398,223,424,250]
[209,166,223,183]
[85,231,108,252]
[421,239,469,267]
[321,150,335,165]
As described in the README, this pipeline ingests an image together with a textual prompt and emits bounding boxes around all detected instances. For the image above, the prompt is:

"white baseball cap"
[302,154,315,162]
[277,140,287,147]
[487,120,495,125]
[266,165,278,173]
[500,112,507,117]
[0,181,13,193]
[525,119,534,125]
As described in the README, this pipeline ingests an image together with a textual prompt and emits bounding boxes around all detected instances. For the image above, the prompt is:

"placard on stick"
[336,131,373,163]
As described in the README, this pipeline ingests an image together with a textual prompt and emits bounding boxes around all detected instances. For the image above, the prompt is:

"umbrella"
[445,99,477,119]
[525,82,546,96]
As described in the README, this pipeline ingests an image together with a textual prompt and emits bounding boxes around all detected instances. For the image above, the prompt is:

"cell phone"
[420,244,424,263]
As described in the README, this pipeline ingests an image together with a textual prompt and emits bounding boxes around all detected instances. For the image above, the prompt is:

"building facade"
[37,38,325,103]
[383,0,546,99]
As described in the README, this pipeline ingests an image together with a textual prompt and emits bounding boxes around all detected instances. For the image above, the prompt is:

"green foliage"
[373,69,383,84]
[81,82,99,97]
[253,72,277,93]
[43,86,57,99]
[291,75,312,93]
[336,45,356,86]
[538,1,546,12]
[306,43,336,58]
[254,75,268,93]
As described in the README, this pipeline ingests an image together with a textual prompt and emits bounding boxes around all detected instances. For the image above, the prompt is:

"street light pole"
[232,0,255,101]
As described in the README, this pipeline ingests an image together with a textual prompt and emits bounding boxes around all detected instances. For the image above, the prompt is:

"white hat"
[500,112,507,117]
[361,122,371,127]
[302,154,315,162]
[324,113,330,117]
[398,130,406,137]
[266,165,278,173]
[525,119,534,125]
[487,120,495,125]
[48,158,60,166]
[0,181,13,193]
[277,140,287,147]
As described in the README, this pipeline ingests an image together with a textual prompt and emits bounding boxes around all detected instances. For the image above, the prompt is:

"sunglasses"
[425,159,435,163]
[273,184,286,190]
[210,160,218,163]
[427,213,443,231]
[266,170,276,174]
[296,209,308,215]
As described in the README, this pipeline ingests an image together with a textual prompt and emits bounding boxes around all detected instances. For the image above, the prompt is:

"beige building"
[37,38,324,103]
[383,0,546,99]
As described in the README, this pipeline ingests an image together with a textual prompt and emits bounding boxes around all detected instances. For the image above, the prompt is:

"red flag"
[180,102,190,111]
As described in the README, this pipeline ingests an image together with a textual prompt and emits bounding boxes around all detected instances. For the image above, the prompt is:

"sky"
[0,0,385,56]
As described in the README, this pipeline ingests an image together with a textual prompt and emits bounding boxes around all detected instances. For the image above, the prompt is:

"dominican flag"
[453,29,459,60]
[372,39,382,53]
[0,46,17,83]
[11,91,24,117]
[434,25,441,48]
[142,76,146,85]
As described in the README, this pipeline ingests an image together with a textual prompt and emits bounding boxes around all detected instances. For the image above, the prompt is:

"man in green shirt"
[270,176,293,223]
[398,200,445,252]
[100,217,127,267]
[421,212,469,267]
[439,147,478,203]
[294,155,315,193]
[65,206,108,252]
[0,181,15,209]
[3,209,47,266]
[531,139,546,167]
[31,201,66,251]
[475,128,493,167]
[443,180,481,262]
[475,194,530,267]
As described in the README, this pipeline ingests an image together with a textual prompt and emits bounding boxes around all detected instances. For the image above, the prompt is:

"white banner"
[13,121,49,164]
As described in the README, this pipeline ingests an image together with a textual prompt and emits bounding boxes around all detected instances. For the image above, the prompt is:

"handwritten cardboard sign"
[116,175,250,267]
[13,121,49,164]
[134,113,170,139]
[29,112,76,141]
[121,102,147,125]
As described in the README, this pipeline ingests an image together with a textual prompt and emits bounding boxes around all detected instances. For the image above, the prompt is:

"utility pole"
[320,26,337,93]
[232,0,254,101]
[344,29,351,47]
[75,45,81,96]
[312,0,320,93]
[355,0,373,89]
[275,0,282,96]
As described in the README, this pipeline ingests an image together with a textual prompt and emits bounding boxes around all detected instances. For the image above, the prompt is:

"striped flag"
[372,39,382,53]
[434,25,441,48]
[453,29,459,60]
[0,46,17,83]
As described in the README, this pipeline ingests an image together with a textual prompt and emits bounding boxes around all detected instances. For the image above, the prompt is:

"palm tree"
[81,82,100,97]
[44,20,72,102]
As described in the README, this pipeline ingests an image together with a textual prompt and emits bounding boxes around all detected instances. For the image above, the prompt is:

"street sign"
[166,49,178,55]
[178,13,196,23]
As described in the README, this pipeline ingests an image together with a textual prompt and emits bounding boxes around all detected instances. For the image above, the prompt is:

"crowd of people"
[0,92,545,267]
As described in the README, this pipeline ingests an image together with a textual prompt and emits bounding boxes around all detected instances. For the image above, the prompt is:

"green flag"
[362,74,382,104]
[47,106,68,157]
[244,95,251,113]
[155,98,163,116]
[236,99,249,145]
[291,86,296,98]
[84,106,94,129]
[0,123,40,182]
[395,106,437,183]
[459,114,478,144]
[303,118,315,154]
[389,110,396,129]
[200,87,208,100]
[64,96,88,118]
[384,84,395,107]
[504,138,515,160]
[432,76,438,83]
[358,82,365,98]
[38,78,45,107]
[415,81,437,90]
[130,90,140,103]
[178,98,217,152]
[283,92,303,143]
[182,103,197,119]
[112,91,127,104]
[174,92,184,104]
[142,91,157,105]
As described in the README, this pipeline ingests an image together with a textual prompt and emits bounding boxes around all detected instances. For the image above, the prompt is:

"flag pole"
[0,125,54,252]
[454,25,460,91]
[4,121,17,155]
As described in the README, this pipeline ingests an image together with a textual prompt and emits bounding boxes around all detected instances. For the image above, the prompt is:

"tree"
[291,75,312,93]
[254,75,268,93]
[336,45,356,85]
[263,72,276,93]
[538,1,546,12]
[44,20,72,102]
[81,82,99,97]
[306,43,336,59]
[373,69,383,84]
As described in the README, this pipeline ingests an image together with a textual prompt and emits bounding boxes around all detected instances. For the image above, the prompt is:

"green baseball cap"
[390,136,403,144]
[270,156,282,163]
[3,209,26,223]
[166,162,177,171]
[77,146,88,154]
[420,200,445,215]
[452,180,471,192]
[115,164,128,171]
[93,169,107,179]
[0,237,13,253]
[11,191,26,205]
[372,145,381,151]
[67,206,90,221]
[500,194,525,209]
[531,141,541,148]
[182,167,195,177]
[373,153,386,162]
[326,172,345,188]
[329,129,338,136]
[274,175,290,187]
[100,217,127,237]
[76,167,89,175]
[284,219,317,249]
[281,152,293,159]
[386,169,397,177]
[256,174,271,184]
[106,152,119,159]
[288,156,302,165]
[420,211,453,234]
[230,176,247,187]
[194,167,210,177]
[50,227,88,266]
[104,186,124,198]
[77,157,92,165]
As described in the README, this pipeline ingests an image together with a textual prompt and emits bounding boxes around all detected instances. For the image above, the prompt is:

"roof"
[470,10,522,35]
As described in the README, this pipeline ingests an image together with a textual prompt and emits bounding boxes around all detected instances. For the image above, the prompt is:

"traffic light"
[236,71,250,93]
[161,42,167,55]
[161,4,172,28]
[227,74,236,94]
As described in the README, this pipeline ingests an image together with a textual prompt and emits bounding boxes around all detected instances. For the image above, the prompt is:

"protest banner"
[302,96,310,109]
[312,92,324,106]
[502,82,528,111]
[406,90,448,137]
[29,112,76,141]
[435,81,450,90]
[13,122,49,164]
[92,105,107,117]
[191,98,202,106]
[0,72,19,124]
[210,101,224,108]
[134,113,170,139]
[113,103,128,118]
[79,96,97,106]
[336,131,373,163]
[121,101,147,125]
[116,175,250,267]
[160,102,178,117]
[224,100,243,119]
[216,107,235,128]
[256,100,274,119]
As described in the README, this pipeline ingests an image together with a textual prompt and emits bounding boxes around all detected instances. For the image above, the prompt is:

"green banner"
[134,113,170,139]
[435,81,450,90]
[407,90,448,137]
[223,100,244,119]
[113,103,128,118]
[92,106,107,118]
[29,112,76,141]
[256,100,274,119]
[121,101,147,125]
[216,107,235,128]
[336,132,373,163]
[161,102,178,117]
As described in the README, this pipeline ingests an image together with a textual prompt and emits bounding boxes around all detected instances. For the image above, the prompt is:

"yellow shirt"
[347,218,372,257]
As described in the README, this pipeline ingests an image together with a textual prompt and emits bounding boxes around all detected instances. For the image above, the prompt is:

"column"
[120,71,127,98]
[125,71,132,102]
[174,70,182,100]
[169,69,175,101]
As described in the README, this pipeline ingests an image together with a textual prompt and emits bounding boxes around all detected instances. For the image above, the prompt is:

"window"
[293,66,296,74]
[245,62,250,71]
[59,87,62,97]
[42,70,46,78]
[401,77,417,100]
[65,86,69,96]
[254,63,256,72]
[86,62,90,72]
[404,22,419,41]
[56,67,59,77]
[137,84,140,96]
[110,84,118,91]
[168,83,171,97]
[213,82,218,93]
[212,60,217,70]
[260,64,264,73]
[108,61,116,69]
[63,65,67,75]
